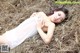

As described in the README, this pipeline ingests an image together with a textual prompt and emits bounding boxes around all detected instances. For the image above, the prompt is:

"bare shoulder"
[37,12,47,16]
[38,12,45,14]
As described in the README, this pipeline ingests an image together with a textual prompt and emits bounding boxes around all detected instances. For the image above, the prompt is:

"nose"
[57,16,60,19]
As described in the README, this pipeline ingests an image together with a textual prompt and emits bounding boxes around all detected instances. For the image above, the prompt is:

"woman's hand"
[37,19,45,29]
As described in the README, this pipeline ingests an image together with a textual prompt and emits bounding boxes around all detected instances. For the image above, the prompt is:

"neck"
[48,15,55,22]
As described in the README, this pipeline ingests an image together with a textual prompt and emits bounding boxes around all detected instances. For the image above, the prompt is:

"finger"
[38,19,42,24]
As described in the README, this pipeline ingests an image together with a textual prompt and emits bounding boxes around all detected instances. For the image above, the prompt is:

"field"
[0,0,80,53]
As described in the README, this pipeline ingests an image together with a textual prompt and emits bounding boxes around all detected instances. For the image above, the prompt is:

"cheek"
[57,20,61,23]
[51,17,54,21]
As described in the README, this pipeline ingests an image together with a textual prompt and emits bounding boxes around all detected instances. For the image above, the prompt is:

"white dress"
[2,13,42,49]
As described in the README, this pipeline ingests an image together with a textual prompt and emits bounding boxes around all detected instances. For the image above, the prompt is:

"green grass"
[55,1,80,4]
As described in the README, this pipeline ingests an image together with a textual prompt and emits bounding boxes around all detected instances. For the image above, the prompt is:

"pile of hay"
[0,0,80,53]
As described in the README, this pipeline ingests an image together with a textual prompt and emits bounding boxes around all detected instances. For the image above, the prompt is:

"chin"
[54,21,61,24]
[52,20,61,23]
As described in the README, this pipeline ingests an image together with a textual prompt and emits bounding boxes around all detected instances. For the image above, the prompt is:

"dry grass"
[0,0,80,53]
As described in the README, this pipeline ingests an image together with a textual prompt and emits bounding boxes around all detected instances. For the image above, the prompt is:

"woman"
[0,7,68,49]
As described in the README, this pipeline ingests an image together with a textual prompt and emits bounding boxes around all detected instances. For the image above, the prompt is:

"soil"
[0,0,80,53]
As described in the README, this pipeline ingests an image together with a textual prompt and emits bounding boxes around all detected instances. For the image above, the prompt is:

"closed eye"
[58,13,61,16]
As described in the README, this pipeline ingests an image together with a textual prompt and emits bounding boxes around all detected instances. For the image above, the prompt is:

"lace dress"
[2,13,42,49]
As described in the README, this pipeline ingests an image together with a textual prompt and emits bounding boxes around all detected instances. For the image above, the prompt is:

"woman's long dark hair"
[46,7,69,20]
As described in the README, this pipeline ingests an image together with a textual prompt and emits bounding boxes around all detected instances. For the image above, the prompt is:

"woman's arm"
[37,22,55,44]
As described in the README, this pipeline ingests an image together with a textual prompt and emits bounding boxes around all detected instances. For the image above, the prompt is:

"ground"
[0,0,80,53]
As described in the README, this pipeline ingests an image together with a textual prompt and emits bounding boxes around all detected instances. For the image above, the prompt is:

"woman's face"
[50,11,66,23]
